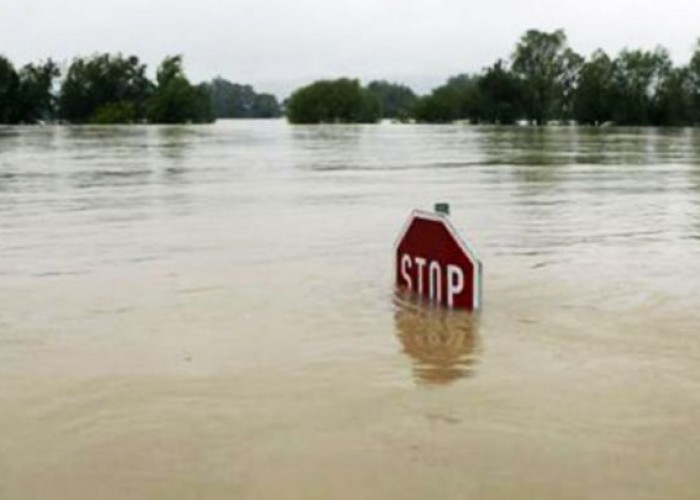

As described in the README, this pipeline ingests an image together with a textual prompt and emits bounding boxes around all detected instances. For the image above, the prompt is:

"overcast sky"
[2,0,700,97]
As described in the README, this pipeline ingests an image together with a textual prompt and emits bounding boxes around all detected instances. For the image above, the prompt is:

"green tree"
[476,60,524,124]
[286,78,380,124]
[147,56,214,124]
[14,60,60,123]
[687,40,700,124]
[573,50,615,125]
[0,56,19,123]
[412,74,480,123]
[207,77,281,118]
[511,29,579,124]
[560,48,584,120]
[610,48,672,125]
[366,80,417,120]
[653,67,692,126]
[59,53,152,123]
[252,93,282,118]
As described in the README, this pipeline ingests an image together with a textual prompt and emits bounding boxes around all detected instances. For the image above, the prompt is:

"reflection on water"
[477,125,700,166]
[158,125,194,159]
[394,292,480,385]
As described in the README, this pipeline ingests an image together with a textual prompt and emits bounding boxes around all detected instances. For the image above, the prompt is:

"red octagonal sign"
[395,210,482,310]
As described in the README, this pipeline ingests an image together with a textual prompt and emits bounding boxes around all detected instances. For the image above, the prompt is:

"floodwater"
[2,121,700,499]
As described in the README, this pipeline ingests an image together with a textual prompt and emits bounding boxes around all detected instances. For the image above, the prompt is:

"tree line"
[0,53,281,124]
[287,29,700,126]
[5,29,700,126]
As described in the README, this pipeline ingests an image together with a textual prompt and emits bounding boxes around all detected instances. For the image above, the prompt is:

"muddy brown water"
[2,121,700,499]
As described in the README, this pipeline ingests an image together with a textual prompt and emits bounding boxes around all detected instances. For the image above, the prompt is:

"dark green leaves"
[205,78,282,119]
[147,56,214,124]
[366,81,417,120]
[0,57,58,124]
[286,79,380,124]
[59,53,153,123]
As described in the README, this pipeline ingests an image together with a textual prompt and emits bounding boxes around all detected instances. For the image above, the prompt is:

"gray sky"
[2,0,700,97]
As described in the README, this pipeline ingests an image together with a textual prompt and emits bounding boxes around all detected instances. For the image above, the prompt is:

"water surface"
[2,121,700,499]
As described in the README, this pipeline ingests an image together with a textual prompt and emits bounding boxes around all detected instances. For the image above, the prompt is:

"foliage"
[252,93,282,118]
[653,67,693,126]
[412,74,480,123]
[58,54,212,124]
[0,56,19,123]
[511,29,581,124]
[206,77,281,118]
[609,48,672,126]
[412,29,700,127]
[688,40,700,124]
[59,53,152,123]
[476,60,524,124]
[90,102,137,124]
[14,60,60,123]
[366,80,417,120]
[286,78,380,124]
[8,29,700,127]
[147,56,214,124]
[572,50,615,125]
[0,57,59,124]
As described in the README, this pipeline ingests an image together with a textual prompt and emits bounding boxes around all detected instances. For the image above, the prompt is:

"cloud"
[2,0,700,97]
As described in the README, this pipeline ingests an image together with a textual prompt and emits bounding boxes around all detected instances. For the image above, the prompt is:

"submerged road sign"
[395,210,482,310]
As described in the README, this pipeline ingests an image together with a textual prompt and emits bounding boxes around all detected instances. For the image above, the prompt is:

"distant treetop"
[286,78,380,124]
[205,77,282,119]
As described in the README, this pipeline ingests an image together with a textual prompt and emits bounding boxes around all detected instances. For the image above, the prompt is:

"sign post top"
[434,202,450,215]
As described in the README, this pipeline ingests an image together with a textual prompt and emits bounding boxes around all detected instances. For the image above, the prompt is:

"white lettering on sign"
[414,257,427,294]
[400,253,466,306]
[429,261,441,302]
[401,254,413,290]
[447,264,465,307]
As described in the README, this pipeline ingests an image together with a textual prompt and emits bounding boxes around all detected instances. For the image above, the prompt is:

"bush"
[286,78,380,124]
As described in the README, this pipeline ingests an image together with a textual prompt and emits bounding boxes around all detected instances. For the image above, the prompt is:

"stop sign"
[395,210,482,310]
